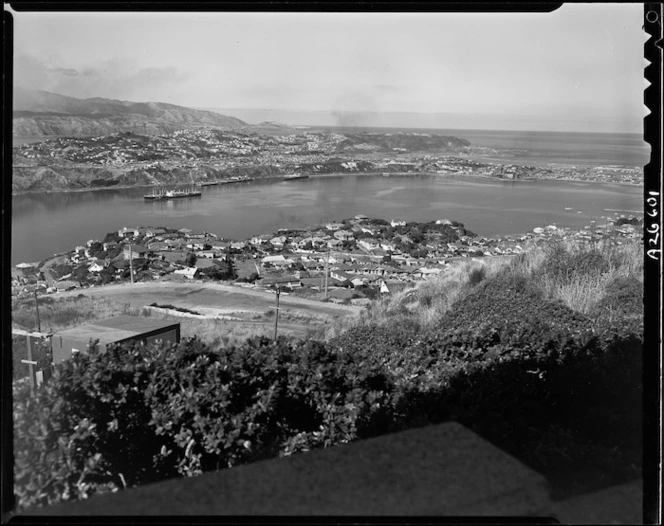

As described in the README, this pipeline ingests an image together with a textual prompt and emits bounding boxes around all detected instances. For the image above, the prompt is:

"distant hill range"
[13,88,296,138]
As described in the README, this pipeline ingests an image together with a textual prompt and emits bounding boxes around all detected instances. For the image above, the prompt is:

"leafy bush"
[13,336,395,510]
[439,270,593,338]
[13,241,643,510]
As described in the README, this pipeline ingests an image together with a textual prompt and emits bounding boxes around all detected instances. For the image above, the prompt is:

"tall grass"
[12,295,144,333]
[512,238,643,316]
[12,294,301,349]
[329,237,642,337]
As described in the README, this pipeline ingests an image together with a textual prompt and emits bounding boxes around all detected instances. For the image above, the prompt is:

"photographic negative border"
[2,2,659,523]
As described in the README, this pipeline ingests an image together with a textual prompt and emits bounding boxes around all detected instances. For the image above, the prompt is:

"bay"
[11,174,642,265]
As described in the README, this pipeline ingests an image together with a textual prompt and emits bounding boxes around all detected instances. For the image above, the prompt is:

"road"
[56,280,360,320]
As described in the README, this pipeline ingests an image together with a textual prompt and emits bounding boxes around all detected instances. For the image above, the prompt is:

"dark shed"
[51,315,180,365]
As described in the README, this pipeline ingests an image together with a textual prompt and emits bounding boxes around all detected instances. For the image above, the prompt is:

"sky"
[10,5,647,133]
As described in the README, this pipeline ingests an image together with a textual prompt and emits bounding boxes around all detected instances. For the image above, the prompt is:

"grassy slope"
[328,237,642,339]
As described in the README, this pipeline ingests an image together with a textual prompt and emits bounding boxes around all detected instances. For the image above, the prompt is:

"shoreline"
[11,170,642,196]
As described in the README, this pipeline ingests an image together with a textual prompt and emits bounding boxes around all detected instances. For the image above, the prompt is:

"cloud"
[14,53,188,101]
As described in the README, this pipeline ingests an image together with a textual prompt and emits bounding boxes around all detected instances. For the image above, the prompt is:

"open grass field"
[64,281,359,318]
[13,281,359,347]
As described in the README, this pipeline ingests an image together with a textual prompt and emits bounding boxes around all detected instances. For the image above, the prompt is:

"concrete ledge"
[24,422,552,516]
[553,479,643,524]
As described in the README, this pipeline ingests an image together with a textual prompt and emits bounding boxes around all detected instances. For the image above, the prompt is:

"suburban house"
[123,244,149,260]
[250,234,273,246]
[118,227,140,238]
[333,230,355,241]
[325,222,344,231]
[147,241,170,251]
[300,277,326,289]
[261,255,293,269]
[145,228,167,238]
[187,240,207,250]
[87,262,105,273]
[174,267,199,279]
[359,239,380,251]
[391,219,407,227]
[350,277,366,288]
[196,249,219,259]
[330,270,353,282]
[269,236,288,248]
[103,241,118,252]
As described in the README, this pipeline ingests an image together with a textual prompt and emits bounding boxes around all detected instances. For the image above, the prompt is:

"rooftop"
[54,316,179,345]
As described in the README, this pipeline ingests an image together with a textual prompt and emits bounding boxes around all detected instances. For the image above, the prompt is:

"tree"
[103,232,121,244]
[185,253,197,268]
[88,242,104,258]
[224,249,238,280]
[99,267,115,285]
[72,266,89,286]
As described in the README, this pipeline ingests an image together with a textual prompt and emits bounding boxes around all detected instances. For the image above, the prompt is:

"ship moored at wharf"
[144,186,202,200]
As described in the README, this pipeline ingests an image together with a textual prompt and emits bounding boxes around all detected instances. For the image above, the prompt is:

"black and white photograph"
[5,3,657,522]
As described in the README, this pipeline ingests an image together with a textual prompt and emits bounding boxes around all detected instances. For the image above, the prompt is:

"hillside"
[12,129,473,193]
[13,236,643,510]
[13,88,249,138]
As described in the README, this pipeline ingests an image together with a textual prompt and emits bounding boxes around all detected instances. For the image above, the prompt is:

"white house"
[261,255,293,268]
[390,219,406,227]
[270,236,288,247]
[333,230,355,241]
[118,227,140,238]
[174,268,199,279]
[87,262,104,273]
[359,239,380,251]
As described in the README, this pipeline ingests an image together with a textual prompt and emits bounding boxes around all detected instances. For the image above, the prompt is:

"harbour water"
[11,173,643,265]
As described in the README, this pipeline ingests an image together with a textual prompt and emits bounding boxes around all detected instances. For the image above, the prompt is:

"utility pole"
[128,242,135,284]
[273,286,281,341]
[25,334,35,393]
[324,249,330,300]
[14,328,52,393]
[34,289,41,332]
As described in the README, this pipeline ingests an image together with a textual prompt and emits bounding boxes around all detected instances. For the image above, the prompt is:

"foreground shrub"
[13,336,395,510]
[439,270,593,338]
[590,276,643,332]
